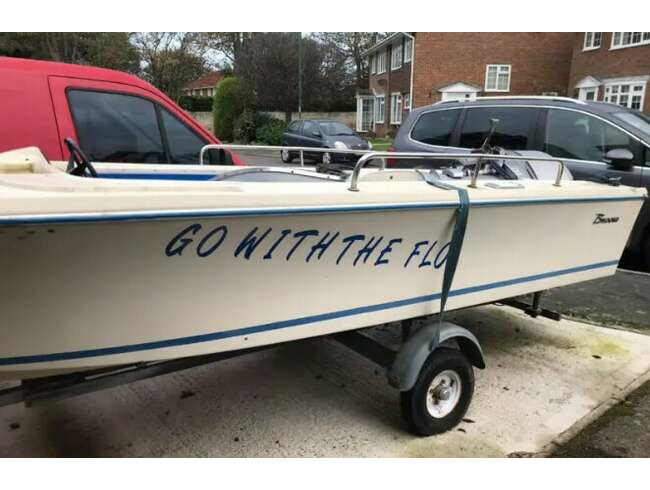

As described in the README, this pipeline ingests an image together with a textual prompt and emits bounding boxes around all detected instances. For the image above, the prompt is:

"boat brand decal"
[165,223,450,269]
[593,213,619,225]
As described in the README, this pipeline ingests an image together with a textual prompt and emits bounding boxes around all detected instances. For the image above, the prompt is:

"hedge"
[255,118,287,146]
[178,95,213,112]
[213,77,243,141]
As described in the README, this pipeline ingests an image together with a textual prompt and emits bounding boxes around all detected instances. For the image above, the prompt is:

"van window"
[411,109,460,146]
[302,121,319,136]
[160,108,207,164]
[68,90,166,163]
[459,107,536,150]
[544,109,639,162]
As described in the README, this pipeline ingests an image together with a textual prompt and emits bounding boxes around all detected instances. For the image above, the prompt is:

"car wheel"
[280,148,293,163]
[321,152,332,165]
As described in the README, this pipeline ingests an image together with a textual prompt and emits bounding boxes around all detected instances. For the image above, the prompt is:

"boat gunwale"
[0,194,645,226]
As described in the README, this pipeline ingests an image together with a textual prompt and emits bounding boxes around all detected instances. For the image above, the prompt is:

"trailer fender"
[387,321,485,392]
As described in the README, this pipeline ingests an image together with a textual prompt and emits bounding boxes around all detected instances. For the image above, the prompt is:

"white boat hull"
[0,148,646,379]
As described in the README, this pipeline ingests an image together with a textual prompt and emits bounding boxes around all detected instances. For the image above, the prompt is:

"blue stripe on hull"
[0,195,643,226]
[0,260,618,366]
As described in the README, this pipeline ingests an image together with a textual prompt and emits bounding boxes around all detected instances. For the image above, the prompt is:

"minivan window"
[544,109,639,162]
[68,90,166,163]
[287,121,302,133]
[459,107,536,150]
[160,108,206,164]
[411,109,460,146]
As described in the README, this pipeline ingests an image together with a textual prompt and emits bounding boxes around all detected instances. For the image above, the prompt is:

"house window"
[370,55,376,75]
[404,37,413,63]
[583,32,602,50]
[485,64,511,92]
[390,93,403,125]
[376,50,386,74]
[611,32,650,49]
[404,93,411,111]
[604,82,646,110]
[375,95,385,123]
[391,43,402,71]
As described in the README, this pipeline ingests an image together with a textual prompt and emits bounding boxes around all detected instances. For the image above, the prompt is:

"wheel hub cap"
[426,370,462,418]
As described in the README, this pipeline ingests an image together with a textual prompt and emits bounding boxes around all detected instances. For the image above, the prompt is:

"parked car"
[0,57,238,165]
[280,119,371,165]
[391,96,650,269]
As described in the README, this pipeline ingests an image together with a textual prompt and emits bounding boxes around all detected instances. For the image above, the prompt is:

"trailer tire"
[400,347,474,436]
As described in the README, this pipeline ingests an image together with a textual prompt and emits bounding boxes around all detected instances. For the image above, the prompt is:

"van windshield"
[613,112,650,137]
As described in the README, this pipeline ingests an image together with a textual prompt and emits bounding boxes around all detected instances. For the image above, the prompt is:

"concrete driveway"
[2,304,650,457]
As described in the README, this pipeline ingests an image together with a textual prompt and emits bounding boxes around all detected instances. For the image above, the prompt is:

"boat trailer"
[0,293,558,436]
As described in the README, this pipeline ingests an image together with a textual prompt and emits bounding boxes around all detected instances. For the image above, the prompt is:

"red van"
[0,57,239,166]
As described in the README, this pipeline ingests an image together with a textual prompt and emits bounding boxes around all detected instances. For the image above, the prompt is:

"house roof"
[363,33,414,57]
[185,71,224,90]
[438,81,482,93]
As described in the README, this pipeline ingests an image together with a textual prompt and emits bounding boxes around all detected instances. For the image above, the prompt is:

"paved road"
[234,148,316,168]
[542,269,650,333]
[2,305,650,457]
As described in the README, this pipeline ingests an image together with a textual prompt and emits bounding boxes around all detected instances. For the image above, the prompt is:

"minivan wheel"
[280,148,293,163]
[321,152,332,165]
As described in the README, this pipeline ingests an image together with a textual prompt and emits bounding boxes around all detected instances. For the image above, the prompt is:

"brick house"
[569,32,650,113]
[182,71,224,97]
[357,32,650,137]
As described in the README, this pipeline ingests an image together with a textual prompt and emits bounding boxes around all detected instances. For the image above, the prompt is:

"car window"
[319,122,354,136]
[160,108,206,164]
[410,109,460,146]
[544,109,639,162]
[287,121,302,133]
[613,111,650,137]
[459,107,536,150]
[302,121,318,136]
[68,90,166,163]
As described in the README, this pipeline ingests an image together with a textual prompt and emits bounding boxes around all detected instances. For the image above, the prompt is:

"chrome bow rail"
[198,144,566,192]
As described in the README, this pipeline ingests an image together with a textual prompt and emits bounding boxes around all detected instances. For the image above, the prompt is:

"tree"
[197,33,252,72]
[315,32,385,88]
[213,77,243,141]
[235,33,326,121]
[131,32,207,101]
[0,33,139,73]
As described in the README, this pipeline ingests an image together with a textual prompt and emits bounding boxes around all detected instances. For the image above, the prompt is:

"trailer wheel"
[400,347,474,436]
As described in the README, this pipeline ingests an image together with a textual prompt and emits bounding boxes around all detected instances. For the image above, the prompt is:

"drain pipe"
[402,32,415,110]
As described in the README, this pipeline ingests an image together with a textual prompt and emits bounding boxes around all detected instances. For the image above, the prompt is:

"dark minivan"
[281,119,371,165]
[392,96,650,268]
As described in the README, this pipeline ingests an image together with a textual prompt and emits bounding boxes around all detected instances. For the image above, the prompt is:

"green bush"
[213,77,243,141]
[233,110,274,143]
[255,118,287,146]
[178,95,213,112]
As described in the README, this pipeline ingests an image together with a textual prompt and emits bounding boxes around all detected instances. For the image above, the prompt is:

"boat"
[0,142,645,383]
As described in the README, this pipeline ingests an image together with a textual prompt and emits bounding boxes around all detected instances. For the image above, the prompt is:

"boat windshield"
[319,122,355,136]
[613,111,650,137]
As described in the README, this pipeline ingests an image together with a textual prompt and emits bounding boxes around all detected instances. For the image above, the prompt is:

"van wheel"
[281,148,293,163]
[400,347,474,436]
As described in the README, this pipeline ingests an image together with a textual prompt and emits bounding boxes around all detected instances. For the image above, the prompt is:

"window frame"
[603,81,647,111]
[390,93,403,125]
[375,95,386,124]
[404,37,413,63]
[484,64,512,92]
[370,54,376,75]
[610,32,650,50]
[376,50,386,74]
[583,32,602,51]
[66,87,209,164]
[391,43,402,71]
